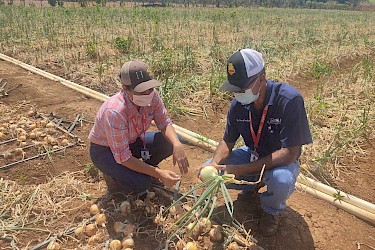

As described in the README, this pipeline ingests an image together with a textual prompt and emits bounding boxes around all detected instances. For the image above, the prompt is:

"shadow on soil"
[213,194,315,250]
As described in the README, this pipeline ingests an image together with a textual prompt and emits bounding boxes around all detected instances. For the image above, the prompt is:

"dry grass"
[0,171,98,248]
[300,56,375,183]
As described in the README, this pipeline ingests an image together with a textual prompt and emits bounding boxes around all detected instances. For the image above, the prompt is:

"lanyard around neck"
[249,105,269,151]
[131,114,146,148]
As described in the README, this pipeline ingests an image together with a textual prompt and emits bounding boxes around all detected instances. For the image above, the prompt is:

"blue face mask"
[234,78,261,105]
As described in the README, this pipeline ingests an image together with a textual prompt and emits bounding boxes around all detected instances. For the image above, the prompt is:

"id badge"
[250,150,259,162]
[141,148,151,161]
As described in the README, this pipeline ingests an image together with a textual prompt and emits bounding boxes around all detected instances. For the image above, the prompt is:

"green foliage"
[114,36,132,54]
[310,61,333,79]
[85,37,99,59]
[361,56,374,81]
[84,163,99,177]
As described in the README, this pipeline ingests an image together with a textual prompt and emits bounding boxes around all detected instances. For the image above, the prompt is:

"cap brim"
[220,80,242,92]
[133,79,162,92]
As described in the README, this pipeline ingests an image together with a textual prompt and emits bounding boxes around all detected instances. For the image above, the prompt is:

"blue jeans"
[90,132,175,193]
[205,146,300,215]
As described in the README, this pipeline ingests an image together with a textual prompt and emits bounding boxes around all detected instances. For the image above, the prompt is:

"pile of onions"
[164,164,265,246]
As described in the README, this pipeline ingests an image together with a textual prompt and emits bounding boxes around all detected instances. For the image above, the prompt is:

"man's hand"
[158,169,181,188]
[173,144,189,175]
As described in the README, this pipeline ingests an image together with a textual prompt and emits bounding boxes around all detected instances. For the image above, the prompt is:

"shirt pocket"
[264,122,281,150]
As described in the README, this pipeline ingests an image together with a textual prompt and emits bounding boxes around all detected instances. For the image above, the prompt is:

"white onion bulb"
[199,165,219,181]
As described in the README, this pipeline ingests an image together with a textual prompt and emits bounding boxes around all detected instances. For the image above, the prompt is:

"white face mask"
[234,78,261,105]
[132,91,155,107]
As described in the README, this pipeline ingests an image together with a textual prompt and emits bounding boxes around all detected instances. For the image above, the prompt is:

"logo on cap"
[228,63,235,75]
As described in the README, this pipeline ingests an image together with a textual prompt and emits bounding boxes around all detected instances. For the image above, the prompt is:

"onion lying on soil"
[18,135,27,142]
[46,122,55,128]
[134,199,144,208]
[227,242,240,250]
[185,241,198,250]
[14,148,24,156]
[46,241,61,250]
[209,225,223,242]
[74,226,84,239]
[120,201,131,214]
[95,213,106,227]
[90,204,100,215]
[114,221,126,233]
[121,237,134,248]
[88,234,102,245]
[29,132,37,139]
[186,222,201,240]
[199,217,211,234]
[109,239,122,250]
[84,223,97,236]
[60,138,69,146]
[169,205,177,216]
[146,190,156,199]
[123,224,135,237]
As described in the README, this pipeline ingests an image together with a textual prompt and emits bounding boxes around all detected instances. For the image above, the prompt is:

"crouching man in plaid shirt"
[88,60,189,193]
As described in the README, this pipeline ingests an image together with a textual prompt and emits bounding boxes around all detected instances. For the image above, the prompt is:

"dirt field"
[0,59,374,249]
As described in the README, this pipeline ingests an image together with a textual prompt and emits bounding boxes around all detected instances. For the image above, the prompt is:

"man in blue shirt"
[205,49,312,236]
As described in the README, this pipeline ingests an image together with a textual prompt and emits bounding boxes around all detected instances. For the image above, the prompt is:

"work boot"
[237,182,265,202]
[259,212,279,236]
[151,177,164,188]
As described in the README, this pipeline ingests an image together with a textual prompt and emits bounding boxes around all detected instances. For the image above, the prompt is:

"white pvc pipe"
[297,175,375,214]
[2,53,374,225]
[0,53,109,102]
[296,182,375,225]
[172,124,219,147]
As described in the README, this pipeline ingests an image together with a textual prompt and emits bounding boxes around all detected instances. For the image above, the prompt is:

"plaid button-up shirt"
[88,90,171,164]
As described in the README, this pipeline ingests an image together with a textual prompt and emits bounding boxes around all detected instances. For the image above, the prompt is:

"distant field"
[0,6,374,181]
[0,7,373,97]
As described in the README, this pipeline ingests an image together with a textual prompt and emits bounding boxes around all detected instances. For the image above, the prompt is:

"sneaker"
[259,212,279,236]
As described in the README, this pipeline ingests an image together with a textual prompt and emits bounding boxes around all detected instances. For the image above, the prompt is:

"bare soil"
[0,59,374,250]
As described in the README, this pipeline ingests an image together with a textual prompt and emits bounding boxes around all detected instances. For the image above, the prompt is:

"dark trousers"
[90,132,174,193]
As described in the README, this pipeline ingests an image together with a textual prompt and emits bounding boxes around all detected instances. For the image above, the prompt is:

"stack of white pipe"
[1,52,374,225]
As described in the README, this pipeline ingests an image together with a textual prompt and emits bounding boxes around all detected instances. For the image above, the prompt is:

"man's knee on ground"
[267,168,296,194]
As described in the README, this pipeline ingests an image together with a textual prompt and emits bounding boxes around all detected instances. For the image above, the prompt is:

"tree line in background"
[0,0,372,13]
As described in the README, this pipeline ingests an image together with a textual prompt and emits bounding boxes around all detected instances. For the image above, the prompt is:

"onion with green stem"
[163,164,266,244]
